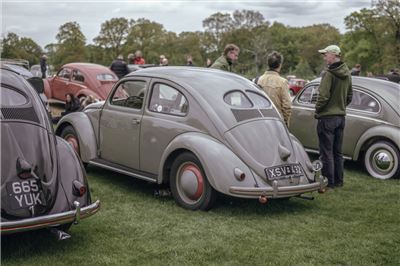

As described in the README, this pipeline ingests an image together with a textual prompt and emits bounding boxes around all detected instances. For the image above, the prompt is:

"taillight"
[73,180,87,197]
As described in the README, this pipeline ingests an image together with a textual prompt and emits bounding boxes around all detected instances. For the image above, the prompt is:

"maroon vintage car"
[44,63,118,102]
[288,78,307,96]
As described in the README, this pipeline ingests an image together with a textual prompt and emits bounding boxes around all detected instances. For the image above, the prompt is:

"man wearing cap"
[316,45,352,190]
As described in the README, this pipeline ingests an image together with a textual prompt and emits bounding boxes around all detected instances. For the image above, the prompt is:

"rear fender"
[55,112,97,163]
[353,125,400,160]
[43,78,52,99]
[75,89,101,100]
[55,136,91,206]
[158,132,257,196]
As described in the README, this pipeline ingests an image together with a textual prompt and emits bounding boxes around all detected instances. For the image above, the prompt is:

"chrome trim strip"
[1,200,100,235]
[229,179,327,198]
[304,148,352,160]
[89,160,156,183]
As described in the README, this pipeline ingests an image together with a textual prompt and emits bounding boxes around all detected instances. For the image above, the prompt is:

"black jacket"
[110,59,128,79]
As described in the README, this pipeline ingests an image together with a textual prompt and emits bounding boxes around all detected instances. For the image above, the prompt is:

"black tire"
[60,125,81,157]
[170,152,216,211]
[364,141,400,179]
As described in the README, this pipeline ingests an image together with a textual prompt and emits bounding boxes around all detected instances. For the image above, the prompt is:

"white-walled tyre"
[364,141,400,179]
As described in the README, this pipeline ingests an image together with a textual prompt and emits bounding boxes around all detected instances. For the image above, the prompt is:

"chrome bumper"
[229,176,327,198]
[1,200,100,235]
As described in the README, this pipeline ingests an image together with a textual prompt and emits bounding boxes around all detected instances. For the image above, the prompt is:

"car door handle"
[131,118,141,125]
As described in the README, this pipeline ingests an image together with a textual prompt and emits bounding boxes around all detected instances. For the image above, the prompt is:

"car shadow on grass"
[87,165,324,218]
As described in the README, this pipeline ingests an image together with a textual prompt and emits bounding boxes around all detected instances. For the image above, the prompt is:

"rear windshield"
[97,73,117,81]
[1,87,28,106]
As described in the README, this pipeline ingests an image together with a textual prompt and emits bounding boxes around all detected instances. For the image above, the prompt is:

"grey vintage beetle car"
[56,67,326,210]
[290,77,400,179]
[1,64,100,237]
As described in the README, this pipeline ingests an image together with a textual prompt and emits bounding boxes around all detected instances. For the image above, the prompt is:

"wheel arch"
[55,112,97,163]
[353,125,400,161]
[157,132,256,196]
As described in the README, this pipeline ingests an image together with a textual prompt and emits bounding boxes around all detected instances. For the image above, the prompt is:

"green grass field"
[2,161,399,266]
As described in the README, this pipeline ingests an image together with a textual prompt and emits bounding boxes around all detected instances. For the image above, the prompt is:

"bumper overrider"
[229,174,327,198]
[1,200,100,235]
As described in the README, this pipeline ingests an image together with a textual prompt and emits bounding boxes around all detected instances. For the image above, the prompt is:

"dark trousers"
[317,116,345,187]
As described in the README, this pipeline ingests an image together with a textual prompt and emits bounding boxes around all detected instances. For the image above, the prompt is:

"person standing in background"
[257,51,292,127]
[315,45,353,190]
[210,44,240,72]
[40,55,48,78]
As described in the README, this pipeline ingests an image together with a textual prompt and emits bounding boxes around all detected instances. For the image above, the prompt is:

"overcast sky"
[2,0,372,48]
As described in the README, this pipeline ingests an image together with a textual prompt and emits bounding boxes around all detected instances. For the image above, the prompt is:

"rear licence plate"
[6,179,43,210]
[265,163,304,180]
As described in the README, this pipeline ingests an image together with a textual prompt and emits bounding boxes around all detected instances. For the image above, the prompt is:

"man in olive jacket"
[211,44,240,72]
[316,45,353,189]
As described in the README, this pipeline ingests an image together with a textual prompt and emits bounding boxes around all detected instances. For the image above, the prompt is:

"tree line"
[1,0,398,79]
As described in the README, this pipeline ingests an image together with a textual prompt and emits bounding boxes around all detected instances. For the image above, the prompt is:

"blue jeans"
[317,116,345,187]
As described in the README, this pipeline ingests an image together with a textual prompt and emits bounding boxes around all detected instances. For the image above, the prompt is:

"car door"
[52,67,72,101]
[99,78,149,170]
[290,83,320,150]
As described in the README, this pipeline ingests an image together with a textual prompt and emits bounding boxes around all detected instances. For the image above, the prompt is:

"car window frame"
[296,83,382,115]
[56,67,72,80]
[106,78,149,112]
[71,69,85,83]
[147,81,189,117]
[347,87,381,115]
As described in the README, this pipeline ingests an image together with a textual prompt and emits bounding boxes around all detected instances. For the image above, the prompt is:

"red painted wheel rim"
[179,163,204,201]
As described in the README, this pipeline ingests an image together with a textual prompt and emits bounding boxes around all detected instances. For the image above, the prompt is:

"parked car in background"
[56,67,326,211]
[127,64,156,73]
[30,64,53,78]
[44,63,118,103]
[288,78,307,96]
[1,64,100,237]
[289,77,400,179]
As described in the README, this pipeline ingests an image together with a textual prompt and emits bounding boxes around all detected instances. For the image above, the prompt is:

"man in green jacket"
[316,45,353,190]
[211,44,240,72]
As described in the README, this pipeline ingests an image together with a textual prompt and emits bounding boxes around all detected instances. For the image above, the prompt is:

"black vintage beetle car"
[0,64,100,237]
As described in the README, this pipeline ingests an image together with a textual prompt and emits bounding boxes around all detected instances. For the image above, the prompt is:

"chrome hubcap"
[372,150,393,173]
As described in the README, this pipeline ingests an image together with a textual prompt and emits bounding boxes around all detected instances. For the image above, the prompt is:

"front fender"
[158,132,258,197]
[55,112,97,163]
[353,124,400,160]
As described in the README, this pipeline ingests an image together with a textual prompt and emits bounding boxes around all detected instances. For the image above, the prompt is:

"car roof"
[62,62,115,74]
[127,66,260,94]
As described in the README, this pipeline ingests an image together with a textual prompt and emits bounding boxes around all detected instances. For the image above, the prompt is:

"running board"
[89,159,157,183]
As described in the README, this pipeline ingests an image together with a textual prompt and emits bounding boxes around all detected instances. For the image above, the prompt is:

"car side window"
[298,85,319,104]
[149,83,188,116]
[72,70,85,82]
[110,80,147,109]
[246,91,271,108]
[57,68,71,79]
[348,90,380,113]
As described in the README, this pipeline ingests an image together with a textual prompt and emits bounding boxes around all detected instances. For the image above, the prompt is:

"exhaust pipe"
[258,194,268,204]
